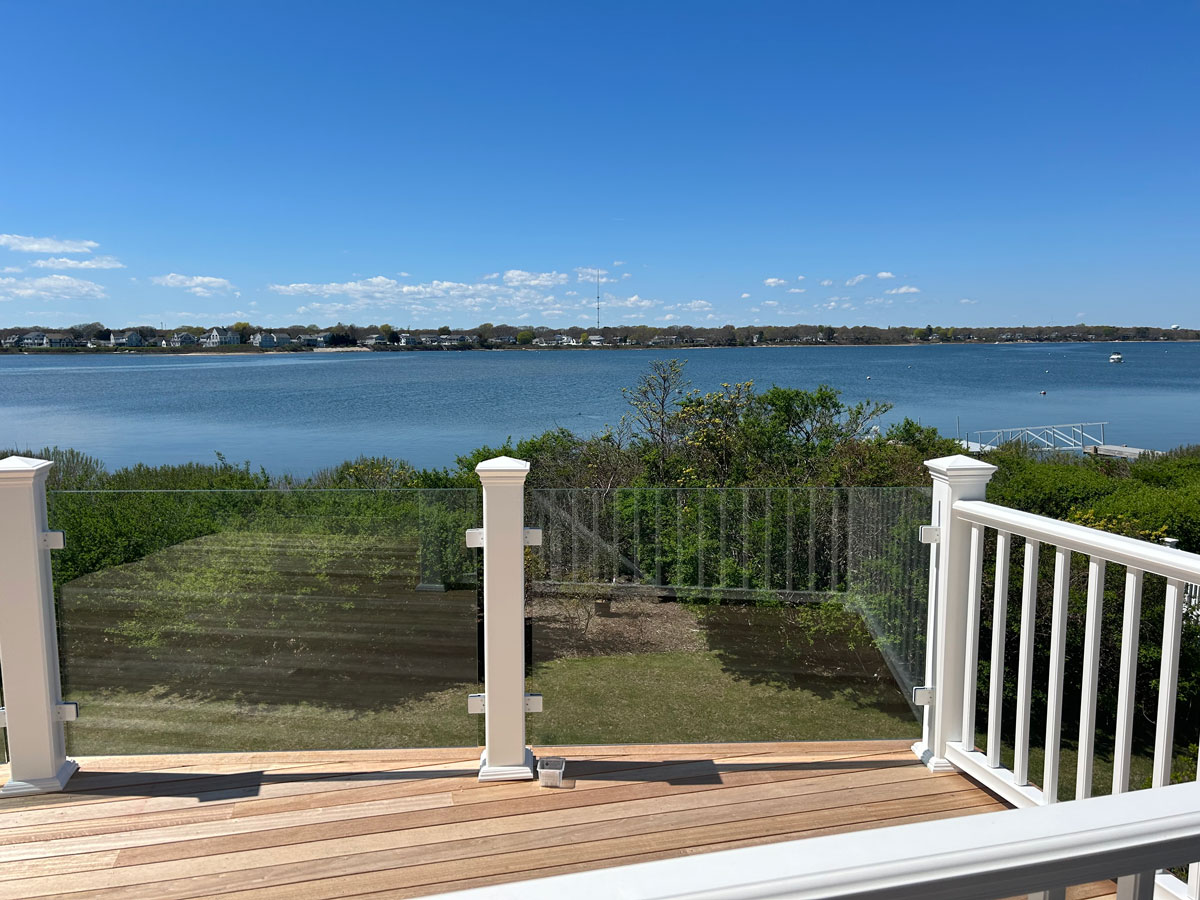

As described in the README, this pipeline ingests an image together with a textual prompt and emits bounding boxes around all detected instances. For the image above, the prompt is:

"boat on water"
[1110,351,1123,363]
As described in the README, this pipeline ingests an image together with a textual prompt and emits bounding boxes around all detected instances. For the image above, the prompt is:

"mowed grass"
[62,649,918,756]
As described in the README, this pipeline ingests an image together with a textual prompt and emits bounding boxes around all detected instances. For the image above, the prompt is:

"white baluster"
[986,529,1010,768]
[960,523,985,752]
[1113,568,1143,795]
[1076,555,1106,799]
[1153,577,1185,788]
[1043,545,1072,804]
[1015,538,1040,787]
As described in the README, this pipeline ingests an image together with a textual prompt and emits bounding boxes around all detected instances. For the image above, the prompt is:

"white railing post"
[472,456,536,782]
[0,457,78,796]
[914,454,997,771]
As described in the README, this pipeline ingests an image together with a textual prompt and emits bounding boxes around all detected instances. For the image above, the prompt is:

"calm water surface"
[1,343,1196,474]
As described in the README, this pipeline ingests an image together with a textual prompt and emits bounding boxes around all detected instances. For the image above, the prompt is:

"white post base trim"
[478,748,535,782]
[911,741,955,772]
[0,758,78,797]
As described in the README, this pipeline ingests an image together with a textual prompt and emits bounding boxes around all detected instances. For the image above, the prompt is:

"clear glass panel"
[525,487,929,745]
[49,488,482,755]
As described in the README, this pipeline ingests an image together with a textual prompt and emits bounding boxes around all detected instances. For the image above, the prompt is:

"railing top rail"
[436,780,1200,900]
[954,499,1200,582]
[974,421,1108,435]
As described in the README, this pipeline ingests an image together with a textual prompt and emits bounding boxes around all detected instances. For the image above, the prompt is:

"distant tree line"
[2,319,1196,350]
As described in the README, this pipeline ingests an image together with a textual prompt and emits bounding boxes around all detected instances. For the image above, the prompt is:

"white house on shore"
[250,332,277,348]
[200,327,241,348]
[169,332,199,347]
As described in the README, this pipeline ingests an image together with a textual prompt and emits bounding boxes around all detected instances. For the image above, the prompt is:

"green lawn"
[63,649,917,756]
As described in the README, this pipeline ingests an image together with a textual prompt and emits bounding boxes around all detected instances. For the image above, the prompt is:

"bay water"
[1,342,1196,474]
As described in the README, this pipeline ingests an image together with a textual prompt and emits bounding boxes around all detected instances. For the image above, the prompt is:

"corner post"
[0,457,78,795]
[914,454,997,771]
[475,456,535,781]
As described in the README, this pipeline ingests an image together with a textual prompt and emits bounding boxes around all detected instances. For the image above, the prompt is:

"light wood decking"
[0,740,1110,899]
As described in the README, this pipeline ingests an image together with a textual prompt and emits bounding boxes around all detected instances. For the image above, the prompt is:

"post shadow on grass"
[697,604,913,719]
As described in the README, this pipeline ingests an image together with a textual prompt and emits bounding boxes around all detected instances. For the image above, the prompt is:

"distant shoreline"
[1,338,1196,357]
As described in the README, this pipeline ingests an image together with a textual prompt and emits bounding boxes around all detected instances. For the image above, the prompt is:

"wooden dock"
[1084,444,1160,460]
[0,740,1048,899]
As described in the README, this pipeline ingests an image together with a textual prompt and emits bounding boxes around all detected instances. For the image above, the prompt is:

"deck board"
[0,740,1080,899]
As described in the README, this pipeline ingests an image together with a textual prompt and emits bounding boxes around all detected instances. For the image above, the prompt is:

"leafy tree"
[516,330,534,345]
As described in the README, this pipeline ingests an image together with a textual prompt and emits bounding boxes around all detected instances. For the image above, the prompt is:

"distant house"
[169,332,199,347]
[111,331,144,347]
[362,333,389,346]
[20,331,47,348]
[250,332,277,348]
[272,332,291,346]
[438,333,470,346]
[588,335,604,346]
[490,334,517,345]
[2,334,20,348]
[396,333,417,346]
[44,332,75,347]
[201,327,241,348]
[419,334,440,346]
[649,334,679,347]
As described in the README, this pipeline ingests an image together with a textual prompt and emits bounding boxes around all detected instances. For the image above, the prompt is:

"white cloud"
[565,290,579,296]
[0,274,107,301]
[1,266,21,273]
[665,299,713,311]
[819,279,833,287]
[740,292,751,299]
[574,266,618,284]
[763,277,787,287]
[959,298,977,305]
[845,274,868,286]
[152,273,236,296]
[877,271,896,279]
[865,297,893,306]
[612,260,626,267]
[0,233,99,254]
[658,313,679,321]
[480,272,499,280]
[504,269,569,287]
[762,300,779,307]
[608,294,657,309]
[31,255,124,270]
[787,288,806,294]
[795,275,806,281]
[622,272,632,279]
[884,285,920,295]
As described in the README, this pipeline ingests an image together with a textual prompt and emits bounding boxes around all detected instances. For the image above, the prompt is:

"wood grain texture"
[0,740,1016,899]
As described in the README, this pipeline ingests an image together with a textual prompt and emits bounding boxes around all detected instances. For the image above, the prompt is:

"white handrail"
[954,499,1200,583]
[434,780,1200,900]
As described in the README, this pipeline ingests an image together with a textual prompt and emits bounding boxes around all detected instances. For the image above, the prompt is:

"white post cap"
[475,456,531,483]
[0,457,54,480]
[925,454,997,483]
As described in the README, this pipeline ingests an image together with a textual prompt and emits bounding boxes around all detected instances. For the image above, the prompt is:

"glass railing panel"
[524,487,930,746]
[48,488,482,756]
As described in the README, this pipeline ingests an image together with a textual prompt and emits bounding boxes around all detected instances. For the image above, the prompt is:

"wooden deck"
[0,740,1112,899]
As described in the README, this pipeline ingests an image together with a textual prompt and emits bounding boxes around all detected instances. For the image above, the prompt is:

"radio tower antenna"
[596,268,601,331]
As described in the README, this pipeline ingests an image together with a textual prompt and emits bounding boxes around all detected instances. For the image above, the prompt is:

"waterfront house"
[396,332,417,345]
[110,331,144,347]
[272,332,292,346]
[200,327,240,348]
[42,332,75,348]
[250,332,277,348]
[169,332,199,347]
[1,334,19,348]
[19,331,47,348]
[362,333,389,346]
[588,335,605,346]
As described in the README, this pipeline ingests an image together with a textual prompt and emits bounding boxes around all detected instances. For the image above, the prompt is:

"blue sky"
[1,2,1196,330]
